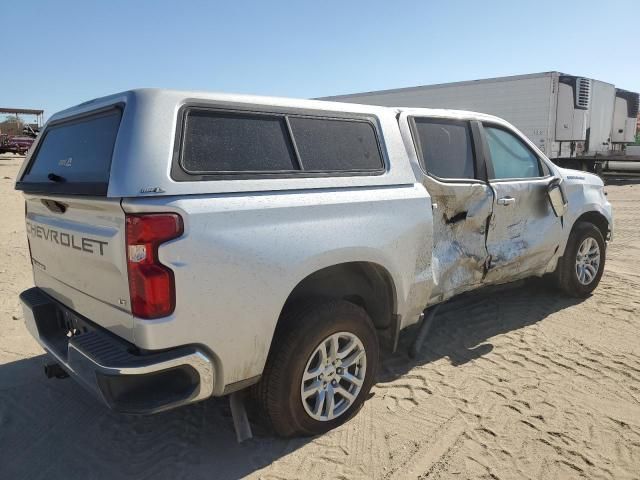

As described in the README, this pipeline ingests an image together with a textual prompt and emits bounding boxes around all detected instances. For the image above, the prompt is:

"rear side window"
[181,111,297,173]
[412,118,475,180]
[18,108,122,195]
[288,117,383,171]
[176,108,384,178]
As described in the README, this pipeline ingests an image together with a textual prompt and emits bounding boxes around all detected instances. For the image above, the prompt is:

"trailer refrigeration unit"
[322,72,640,173]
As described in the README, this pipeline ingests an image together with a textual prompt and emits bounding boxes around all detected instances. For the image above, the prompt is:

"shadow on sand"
[0,279,584,480]
[377,279,584,383]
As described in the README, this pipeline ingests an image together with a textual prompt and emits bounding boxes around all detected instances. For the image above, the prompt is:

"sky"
[1,0,638,120]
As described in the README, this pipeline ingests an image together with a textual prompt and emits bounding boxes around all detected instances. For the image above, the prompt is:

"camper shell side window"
[171,107,386,181]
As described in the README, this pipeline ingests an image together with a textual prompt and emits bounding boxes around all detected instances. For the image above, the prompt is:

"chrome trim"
[68,342,215,401]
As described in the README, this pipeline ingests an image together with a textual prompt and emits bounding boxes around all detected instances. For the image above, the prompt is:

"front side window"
[484,126,542,179]
[412,118,476,180]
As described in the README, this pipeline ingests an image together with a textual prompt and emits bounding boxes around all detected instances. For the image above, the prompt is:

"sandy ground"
[1,153,639,480]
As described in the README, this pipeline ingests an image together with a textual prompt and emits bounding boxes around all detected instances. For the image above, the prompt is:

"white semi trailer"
[323,72,639,173]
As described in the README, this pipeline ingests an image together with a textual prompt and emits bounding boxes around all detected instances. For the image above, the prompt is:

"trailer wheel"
[255,299,378,437]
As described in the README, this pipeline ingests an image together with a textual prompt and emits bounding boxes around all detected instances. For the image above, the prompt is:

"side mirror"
[547,179,567,217]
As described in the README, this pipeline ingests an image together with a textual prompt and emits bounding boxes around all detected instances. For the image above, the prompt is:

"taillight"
[125,213,183,319]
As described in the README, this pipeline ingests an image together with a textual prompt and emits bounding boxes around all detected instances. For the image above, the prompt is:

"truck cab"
[396,107,611,301]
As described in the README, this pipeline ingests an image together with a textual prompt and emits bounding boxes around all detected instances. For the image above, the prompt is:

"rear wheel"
[256,300,378,437]
[554,221,606,297]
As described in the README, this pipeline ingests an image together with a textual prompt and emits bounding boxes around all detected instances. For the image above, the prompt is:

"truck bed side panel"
[121,185,432,393]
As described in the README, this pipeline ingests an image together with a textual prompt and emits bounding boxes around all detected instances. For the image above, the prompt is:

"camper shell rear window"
[16,106,122,195]
[172,107,385,181]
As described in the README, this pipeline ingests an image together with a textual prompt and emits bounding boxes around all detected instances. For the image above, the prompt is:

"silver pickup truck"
[16,89,612,437]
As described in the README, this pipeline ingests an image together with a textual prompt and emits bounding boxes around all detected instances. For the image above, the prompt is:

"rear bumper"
[20,287,215,414]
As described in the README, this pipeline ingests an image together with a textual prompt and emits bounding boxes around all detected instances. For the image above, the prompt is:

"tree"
[0,115,25,136]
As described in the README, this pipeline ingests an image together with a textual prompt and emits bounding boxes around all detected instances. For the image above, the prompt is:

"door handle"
[497,196,515,206]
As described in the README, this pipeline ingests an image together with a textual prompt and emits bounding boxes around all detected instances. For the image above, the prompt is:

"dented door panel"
[480,122,564,283]
[484,178,562,283]
[399,113,495,303]
[424,177,493,302]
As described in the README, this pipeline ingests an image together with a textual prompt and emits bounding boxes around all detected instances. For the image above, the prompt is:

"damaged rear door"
[480,123,562,283]
[407,115,493,302]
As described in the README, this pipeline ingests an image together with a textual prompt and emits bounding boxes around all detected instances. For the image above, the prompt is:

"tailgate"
[25,195,133,340]
[16,105,134,341]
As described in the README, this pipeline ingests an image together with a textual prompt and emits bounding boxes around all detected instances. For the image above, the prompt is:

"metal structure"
[0,107,44,127]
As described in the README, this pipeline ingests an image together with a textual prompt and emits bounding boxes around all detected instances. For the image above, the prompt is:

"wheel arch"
[555,209,610,264]
[572,211,610,241]
[272,262,399,353]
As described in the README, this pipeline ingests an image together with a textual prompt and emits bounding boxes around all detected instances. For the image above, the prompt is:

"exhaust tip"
[44,362,69,379]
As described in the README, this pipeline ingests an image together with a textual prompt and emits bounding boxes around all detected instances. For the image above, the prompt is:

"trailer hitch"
[44,362,69,379]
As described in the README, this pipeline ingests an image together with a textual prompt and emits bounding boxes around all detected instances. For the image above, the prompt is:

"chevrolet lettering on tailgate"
[26,221,108,256]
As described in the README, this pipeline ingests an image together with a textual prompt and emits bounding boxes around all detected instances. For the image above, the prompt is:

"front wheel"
[554,221,606,297]
[255,300,379,437]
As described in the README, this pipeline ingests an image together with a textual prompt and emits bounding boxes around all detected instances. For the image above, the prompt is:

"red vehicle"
[0,135,34,155]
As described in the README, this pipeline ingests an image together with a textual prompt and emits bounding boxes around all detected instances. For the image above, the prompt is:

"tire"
[255,299,379,437]
[554,221,606,297]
